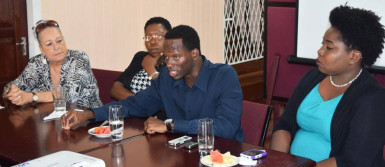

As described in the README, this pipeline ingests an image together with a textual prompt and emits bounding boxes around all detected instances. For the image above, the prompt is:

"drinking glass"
[198,118,214,156]
[109,105,123,141]
[52,85,66,112]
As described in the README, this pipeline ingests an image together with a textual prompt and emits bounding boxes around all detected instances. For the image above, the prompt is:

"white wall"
[26,0,41,58]
[40,0,224,71]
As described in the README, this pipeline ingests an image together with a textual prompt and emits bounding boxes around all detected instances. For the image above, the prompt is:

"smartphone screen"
[241,149,267,160]
[243,150,264,156]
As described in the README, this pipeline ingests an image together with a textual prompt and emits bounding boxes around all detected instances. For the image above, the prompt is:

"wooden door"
[0,0,29,95]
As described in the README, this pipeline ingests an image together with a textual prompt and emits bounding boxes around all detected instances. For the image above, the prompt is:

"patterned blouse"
[130,68,163,94]
[116,51,164,94]
[5,49,103,108]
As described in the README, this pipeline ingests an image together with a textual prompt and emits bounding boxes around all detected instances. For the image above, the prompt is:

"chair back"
[241,100,272,147]
[92,69,122,104]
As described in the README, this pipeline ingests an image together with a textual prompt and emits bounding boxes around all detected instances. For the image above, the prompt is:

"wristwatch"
[31,92,38,102]
[148,71,160,80]
[164,119,173,132]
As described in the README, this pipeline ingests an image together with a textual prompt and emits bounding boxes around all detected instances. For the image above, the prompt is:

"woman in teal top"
[270,5,385,167]
[290,84,343,161]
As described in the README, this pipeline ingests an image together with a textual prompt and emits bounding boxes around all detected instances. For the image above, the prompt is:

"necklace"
[329,68,362,88]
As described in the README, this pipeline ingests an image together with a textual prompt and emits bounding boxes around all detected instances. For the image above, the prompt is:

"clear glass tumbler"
[198,118,214,156]
[52,85,66,112]
[109,105,123,141]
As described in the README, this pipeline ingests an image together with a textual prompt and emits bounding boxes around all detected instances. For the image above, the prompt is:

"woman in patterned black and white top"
[110,17,172,100]
[2,20,102,108]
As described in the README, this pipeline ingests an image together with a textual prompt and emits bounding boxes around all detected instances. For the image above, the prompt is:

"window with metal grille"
[224,0,264,65]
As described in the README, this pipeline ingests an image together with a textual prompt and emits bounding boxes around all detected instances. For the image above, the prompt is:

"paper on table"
[0,105,4,109]
[238,156,261,166]
[43,111,68,121]
[12,150,105,167]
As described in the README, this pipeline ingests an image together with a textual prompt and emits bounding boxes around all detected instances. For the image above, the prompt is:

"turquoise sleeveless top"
[290,83,343,162]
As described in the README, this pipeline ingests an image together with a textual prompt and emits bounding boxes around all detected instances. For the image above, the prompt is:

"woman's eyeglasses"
[143,35,165,42]
[32,20,60,38]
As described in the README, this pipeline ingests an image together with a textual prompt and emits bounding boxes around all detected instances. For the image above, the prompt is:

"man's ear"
[191,48,200,59]
[350,50,362,65]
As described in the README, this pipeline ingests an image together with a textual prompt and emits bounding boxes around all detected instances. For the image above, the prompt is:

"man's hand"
[144,116,167,134]
[61,110,95,130]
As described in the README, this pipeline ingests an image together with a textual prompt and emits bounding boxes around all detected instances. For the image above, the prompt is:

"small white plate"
[88,126,111,138]
[200,155,239,167]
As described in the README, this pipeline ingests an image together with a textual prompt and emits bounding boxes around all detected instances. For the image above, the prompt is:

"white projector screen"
[296,0,385,68]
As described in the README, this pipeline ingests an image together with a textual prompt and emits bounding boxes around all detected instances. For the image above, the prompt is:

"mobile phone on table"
[183,141,198,149]
[240,149,266,160]
[168,135,192,147]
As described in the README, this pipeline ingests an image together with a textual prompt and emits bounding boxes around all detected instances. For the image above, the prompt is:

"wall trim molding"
[26,0,41,58]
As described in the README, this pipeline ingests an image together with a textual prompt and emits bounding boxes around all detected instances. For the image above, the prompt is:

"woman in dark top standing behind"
[270,5,385,167]
[110,17,171,100]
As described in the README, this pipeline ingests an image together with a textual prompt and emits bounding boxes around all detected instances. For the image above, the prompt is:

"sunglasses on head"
[32,20,59,38]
